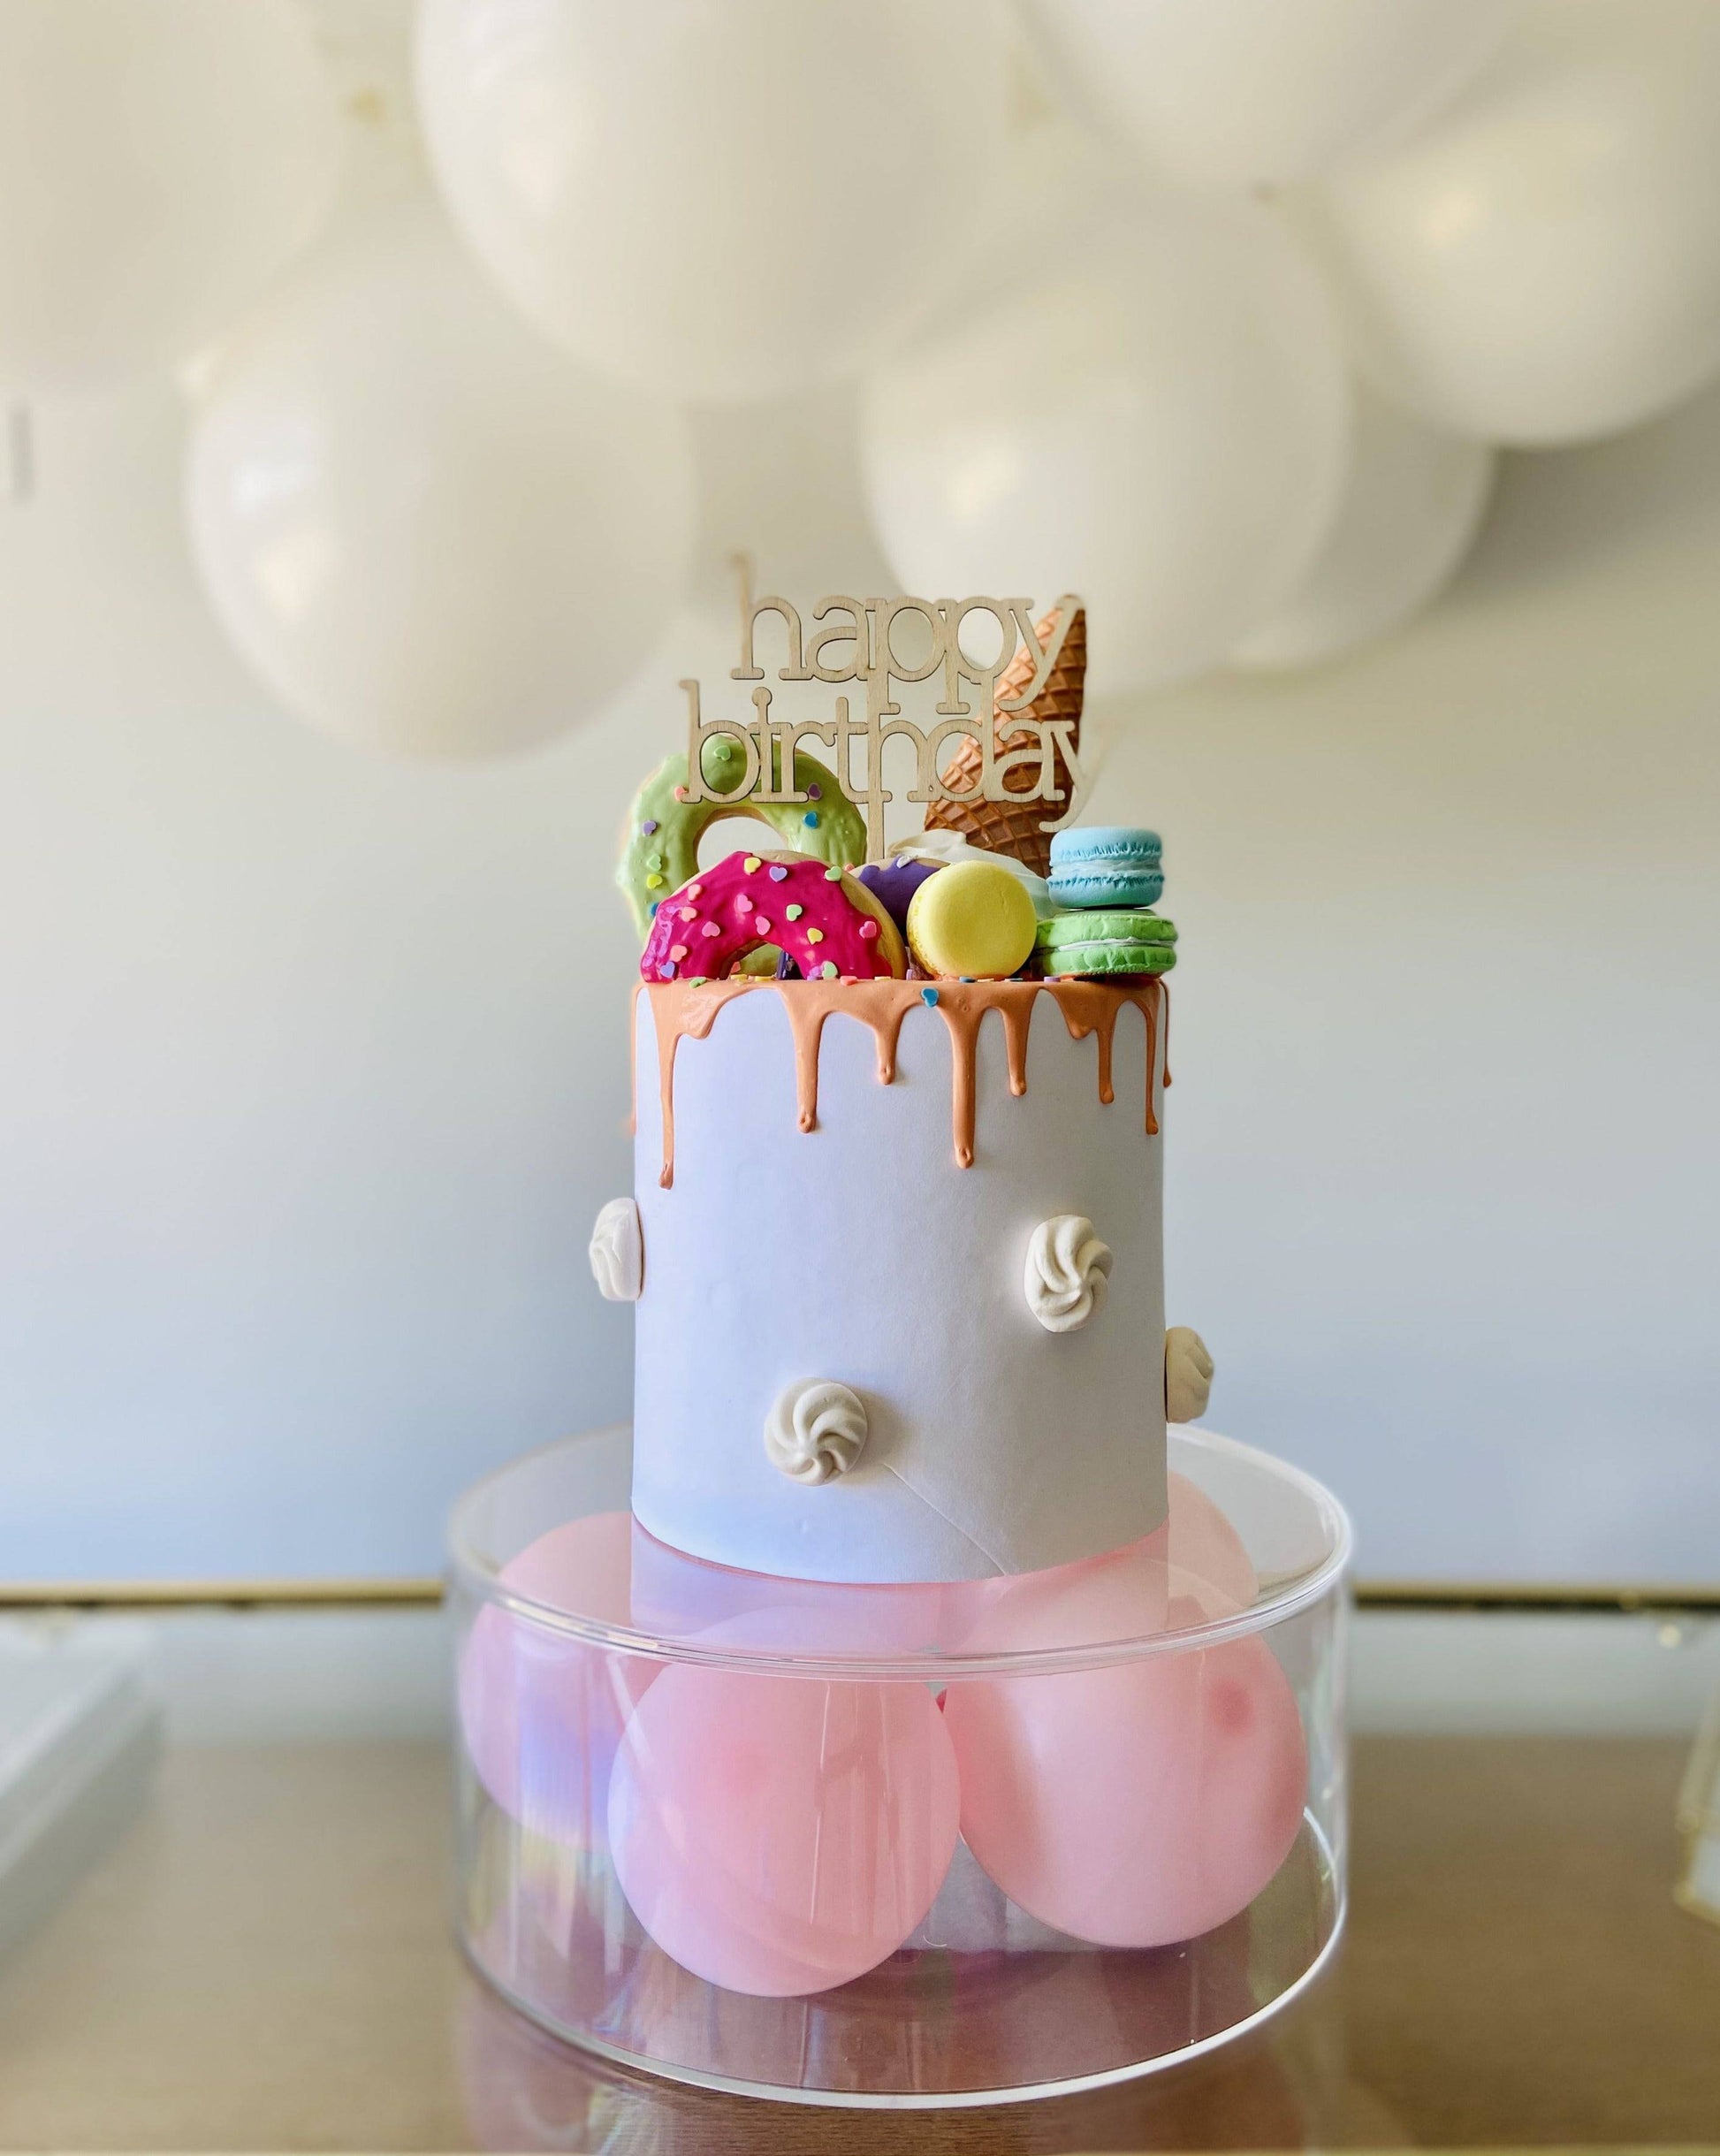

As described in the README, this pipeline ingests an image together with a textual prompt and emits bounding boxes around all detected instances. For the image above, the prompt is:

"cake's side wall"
[630,986,1168,1585]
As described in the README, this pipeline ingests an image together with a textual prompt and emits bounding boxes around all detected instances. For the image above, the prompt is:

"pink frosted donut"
[640,849,907,984]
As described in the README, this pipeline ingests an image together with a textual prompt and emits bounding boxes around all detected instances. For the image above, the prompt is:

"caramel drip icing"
[646,977,757,1186]
[1161,978,1172,1091]
[1045,979,1163,1135]
[641,974,1164,1184]
[927,981,1039,1167]
[780,978,925,1131]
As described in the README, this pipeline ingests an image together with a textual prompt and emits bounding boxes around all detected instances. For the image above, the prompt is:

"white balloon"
[689,385,896,616]
[1022,0,1516,191]
[414,0,1008,403]
[860,202,1351,697]
[185,200,696,759]
[0,0,341,390]
[1298,0,1720,446]
[1233,385,1494,669]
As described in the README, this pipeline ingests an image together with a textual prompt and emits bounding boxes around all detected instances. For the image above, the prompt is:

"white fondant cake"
[628,976,1168,1583]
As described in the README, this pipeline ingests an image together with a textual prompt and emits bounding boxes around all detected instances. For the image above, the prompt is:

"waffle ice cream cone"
[924,606,1085,880]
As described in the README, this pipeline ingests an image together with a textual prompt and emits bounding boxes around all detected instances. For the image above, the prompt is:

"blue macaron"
[1047,827,1164,910]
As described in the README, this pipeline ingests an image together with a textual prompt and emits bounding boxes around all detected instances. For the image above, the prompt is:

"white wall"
[2,375,1716,1585]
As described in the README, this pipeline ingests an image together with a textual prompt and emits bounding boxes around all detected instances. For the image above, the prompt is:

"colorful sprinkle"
[659,961,677,979]
[824,866,842,881]
[785,903,803,921]
[700,921,720,938]
[646,851,664,872]
[641,819,658,835]
[753,917,772,935]
[668,944,689,962]
[805,926,824,945]
[858,920,879,941]
[921,986,939,1005]
[677,905,697,923]
[645,872,665,889]
[805,783,822,800]
[768,865,788,882]
[803,811,820,828]
[686,882,703,900]
[735,892,753,913]
[689,976,709,986]
[742,855,762,873]
[649,901,659,918]
[820,960,838,979]
[673,786,688,803]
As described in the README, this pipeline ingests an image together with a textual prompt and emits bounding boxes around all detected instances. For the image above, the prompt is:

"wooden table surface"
[0,1734,1715,2152]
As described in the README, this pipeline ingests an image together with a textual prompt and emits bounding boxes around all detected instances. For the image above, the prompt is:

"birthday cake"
[451,588,1335,2042]
[592,590,1213,1586]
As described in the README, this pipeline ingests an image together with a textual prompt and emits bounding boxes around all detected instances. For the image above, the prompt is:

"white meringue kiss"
[589,1197,643,1301]
[1165,1325,1214,1422]
[1024,1215,1114,1333]
[764,1379,869,1486]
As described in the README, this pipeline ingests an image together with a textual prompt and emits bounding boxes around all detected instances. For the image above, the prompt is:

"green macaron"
[1035,908,1176,978]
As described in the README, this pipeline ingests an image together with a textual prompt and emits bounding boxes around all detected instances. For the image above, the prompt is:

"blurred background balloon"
[1021,0,1516,191]
[1297,0,1720,446]
[415,0,1008,405]
[1232,385,1494,670]
[860,201,1351,697]
[184,199,696,759]
[0,0,341,390]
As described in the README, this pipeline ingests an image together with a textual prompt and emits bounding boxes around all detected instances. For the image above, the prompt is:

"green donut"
[616,740,868,941]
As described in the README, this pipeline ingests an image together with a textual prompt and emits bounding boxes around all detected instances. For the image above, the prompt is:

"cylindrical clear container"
[450,1426,1350,2108]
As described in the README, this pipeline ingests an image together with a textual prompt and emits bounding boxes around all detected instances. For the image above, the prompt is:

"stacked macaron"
[1035,828,1176,979]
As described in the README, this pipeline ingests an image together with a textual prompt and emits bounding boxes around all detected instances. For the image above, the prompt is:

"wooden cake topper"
[679,586,1088,865]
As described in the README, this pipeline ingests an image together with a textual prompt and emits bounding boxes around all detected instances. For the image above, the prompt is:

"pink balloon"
[609,1665,960,1997]
[458,1511,656,1847]
[944,1629,1307,1949]
[1167,1469,1260,1612]
[955,1520,1171,1654]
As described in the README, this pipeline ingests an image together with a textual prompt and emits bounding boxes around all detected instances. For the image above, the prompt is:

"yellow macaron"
[905,858,1039,979]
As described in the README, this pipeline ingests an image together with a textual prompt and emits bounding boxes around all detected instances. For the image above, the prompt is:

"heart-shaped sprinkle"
[784,903,803,921]
[735,892,753,913]
[677,905,697,923]
[659,961,677,979]
[803,811,819,829]
[768,865,788,882]
[645,873,665,889]
[805,782,822,800]
[742,856,762,873]
[805,926,824,944]
[820,960,838,979]
[700,920,720,938]
[673,786,688,803]
[641,819,658,835]
[753,917,772,935]
[686,882,702,900]
[689,975,709,986]
[921,986,939,1005]
[669,944,689,962]
[648,901,660,918]
[824,866,842,881]
[646,851,664,872]
[858,920,879,941]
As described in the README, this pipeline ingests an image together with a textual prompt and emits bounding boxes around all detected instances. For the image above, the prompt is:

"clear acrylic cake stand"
[449,1425,1351,2109]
